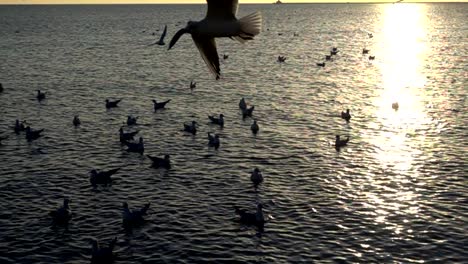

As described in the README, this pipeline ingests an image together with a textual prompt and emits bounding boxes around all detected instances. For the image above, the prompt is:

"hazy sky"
[0,0,464,4]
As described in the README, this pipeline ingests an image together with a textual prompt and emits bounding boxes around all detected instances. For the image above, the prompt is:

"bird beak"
[168,28,188,50]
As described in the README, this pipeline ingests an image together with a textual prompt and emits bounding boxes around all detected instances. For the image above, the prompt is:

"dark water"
[0,3,467,263]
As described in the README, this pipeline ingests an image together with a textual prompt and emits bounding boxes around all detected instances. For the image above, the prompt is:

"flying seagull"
[168,0,262,80]
[150,25,167,46]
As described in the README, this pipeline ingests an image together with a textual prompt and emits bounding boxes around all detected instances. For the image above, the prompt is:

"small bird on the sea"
[332,47,338,52]
[25,126,44,141]
[168,0,262,79]
[207,132,220,149]
[369,55,375,60]
[119,127,139,143]
[105,99,121,109]
[341,109,351,122]
[325,55,332,61]
[49,198,72,225]
[89,168,120,187]
[122,202,150,227]
[125,137,144,154]
[317,62,326,67]
[362,48,370,54]
[223,54,229,60]
[0,134,8,145]
[190,81,196,91]
[277,56,286,63]
[335,135,349,149]
[147,154,171,169]
[14,119,27,134]
[126,115,138,126]
[183,121,197,135]
[250,167,263,187]
[392,102,399,110]
[368,32,373,38]
[149,25,167,46]
[152,99,171,110]
[91,237,117,264]
[239,97,247,110]
[36,90,46,101]
[234,203,265,227]
[0,83,3,93]
[73,115,81,127]
[208,113,224,127]
[251,120,259,134]
[242,105,255,119]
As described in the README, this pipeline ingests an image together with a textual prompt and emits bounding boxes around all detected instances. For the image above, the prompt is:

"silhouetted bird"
[119,127,139,143]
[208,132,220,149]
[0,83,3,93]
[251,120,259,134]
[332,47,338,52]
[91,237,117,264]
[368,33,373,38]
[49,198,72,225]
[369,56,375,60]
[122,202,150,227]
[89,168,120,187]
[335,135,349,149]
[362,48,370,54]
[242,105,255,118]
[190,81,196,91]
[105,99,121,109]
[250,168,263,187]
[14,119,26,134]
[392,102,399,110]
[239,97,247,110]
[73,115,81,126]
[152,99,171,110]
[168,0,262,79]
[277,56,286,63]
[183,121,197,135]
[317,62,325,67]
[147,154,171,169]
[25,126,44,141]
[234,204,264,227]
[341,109,351,122]
[125,137,144,154]
[208,113,224,127]
[126,116,138,126]
[36,90,46,101]
[223,54,229,60]
[150,25,167,46]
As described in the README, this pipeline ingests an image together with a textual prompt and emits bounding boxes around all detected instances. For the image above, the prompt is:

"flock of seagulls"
[0,0,403,262]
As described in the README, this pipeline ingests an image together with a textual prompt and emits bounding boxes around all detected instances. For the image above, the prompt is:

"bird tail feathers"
[235,12,262,44]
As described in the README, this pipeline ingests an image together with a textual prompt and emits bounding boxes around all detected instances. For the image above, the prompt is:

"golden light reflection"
[372,4,431,171]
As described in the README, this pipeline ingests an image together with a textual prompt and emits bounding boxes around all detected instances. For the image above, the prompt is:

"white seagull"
[168,0,262,80]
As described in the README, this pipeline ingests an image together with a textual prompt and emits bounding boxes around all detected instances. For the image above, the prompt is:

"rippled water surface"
[0,3,467,263]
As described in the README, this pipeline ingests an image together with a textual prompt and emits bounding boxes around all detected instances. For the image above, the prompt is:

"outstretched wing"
[159,25,167,42]
[192,35,221,80]
[206,0,238,20]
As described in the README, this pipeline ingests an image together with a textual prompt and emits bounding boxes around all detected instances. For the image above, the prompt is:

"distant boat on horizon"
[274,0,282,4]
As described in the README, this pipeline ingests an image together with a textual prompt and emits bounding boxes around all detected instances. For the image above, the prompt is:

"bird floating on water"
[234,204,265,227]
[317,62,325,67]
[335,135,349,149]
[73,115,81,127]
[223,54,229,60]
[0,83,3,93]
[277,56,286,63]
[122,202,150,227]
[341,109,351,122]
[183,121,197,135]
[362,48,370,54]
[89,168,120,187]
[147,154,171,169]
[106,99,121,109]
[251,120,259,134]
[25,126,44,141]
[125,137,144,154]
[49,198,72,225]
[208,113,224,127]
[250,167,263,187]
[239,97,247,110]
[392,102,399,110]
[126,115,138,126]
[208,132,220,149]
[119,127,139,143]
[91,237,117,264]
[168,0,262,79]
[14,119,27,134]
[369,56,375,60]
[152,99,171,110]
[37,90,46,101]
